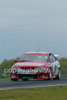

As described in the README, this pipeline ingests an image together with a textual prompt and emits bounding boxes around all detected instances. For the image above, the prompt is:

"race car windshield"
[19,55,48,62]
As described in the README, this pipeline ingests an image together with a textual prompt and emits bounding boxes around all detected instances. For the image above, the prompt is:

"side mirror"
[14,59,18,63]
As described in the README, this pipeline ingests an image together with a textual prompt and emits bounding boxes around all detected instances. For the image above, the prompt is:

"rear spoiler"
[54,54,59,58]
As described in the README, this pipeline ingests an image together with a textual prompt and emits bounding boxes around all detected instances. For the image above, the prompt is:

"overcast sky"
[0,0,67,63]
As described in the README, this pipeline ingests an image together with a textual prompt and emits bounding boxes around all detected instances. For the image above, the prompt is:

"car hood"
[14,61,48,68]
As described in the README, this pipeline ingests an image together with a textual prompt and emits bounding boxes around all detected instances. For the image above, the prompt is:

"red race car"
[11,52,61,81]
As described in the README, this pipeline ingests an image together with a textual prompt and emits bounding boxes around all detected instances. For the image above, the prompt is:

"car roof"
[22,52,50,56]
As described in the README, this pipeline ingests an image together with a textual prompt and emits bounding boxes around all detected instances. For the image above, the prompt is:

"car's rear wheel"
[11,79,18,81]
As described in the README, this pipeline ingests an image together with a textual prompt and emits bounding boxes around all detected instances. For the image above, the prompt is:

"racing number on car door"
[49,53,58,75]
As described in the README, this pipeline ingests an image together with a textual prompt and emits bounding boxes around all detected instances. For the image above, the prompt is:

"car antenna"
[36,45,40,52]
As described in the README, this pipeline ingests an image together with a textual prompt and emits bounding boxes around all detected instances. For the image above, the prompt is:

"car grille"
[20,67,35,70]
[18,74,37,79]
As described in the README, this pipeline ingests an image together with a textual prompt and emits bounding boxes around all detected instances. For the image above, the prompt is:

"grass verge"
[0,78,10,81]
[0,86,67,100]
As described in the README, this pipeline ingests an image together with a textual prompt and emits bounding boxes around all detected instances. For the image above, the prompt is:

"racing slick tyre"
[53,69,61,80]
[22,79,28,81]
[11,79,18,81]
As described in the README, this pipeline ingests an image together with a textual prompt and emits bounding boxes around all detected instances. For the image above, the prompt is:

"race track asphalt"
[0,78,67,90]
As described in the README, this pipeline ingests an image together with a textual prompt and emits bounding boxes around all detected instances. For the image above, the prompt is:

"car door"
[49,53,60,75]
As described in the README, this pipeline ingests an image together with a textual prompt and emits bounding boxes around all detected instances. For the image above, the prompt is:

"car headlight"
[11,65,20,73]
[14,66,19,70]
[36,68,40,72]
[45,68,49,73]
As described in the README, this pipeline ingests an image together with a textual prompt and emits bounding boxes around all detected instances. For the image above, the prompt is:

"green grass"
[0,86,67,100]
[0,78,10,81]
